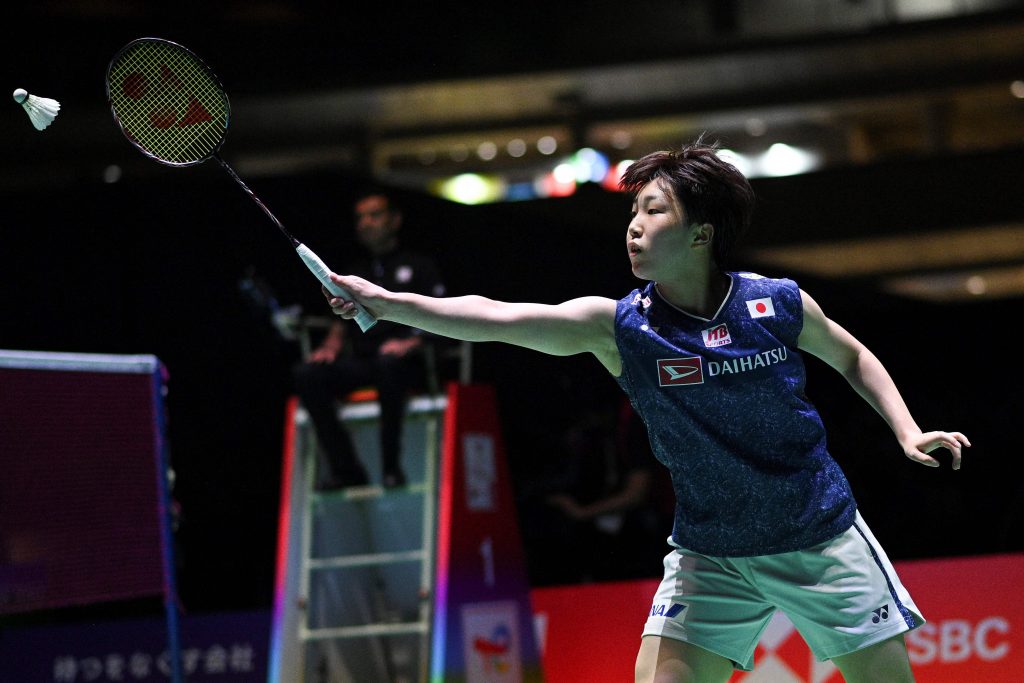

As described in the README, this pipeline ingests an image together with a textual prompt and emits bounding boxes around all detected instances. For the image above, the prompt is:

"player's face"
[354,195,400,254]
[626,180,691,280]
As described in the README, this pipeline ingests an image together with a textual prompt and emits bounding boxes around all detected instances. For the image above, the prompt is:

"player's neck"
[655,267,729,319]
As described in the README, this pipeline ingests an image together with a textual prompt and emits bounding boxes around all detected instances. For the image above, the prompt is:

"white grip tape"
[295,243,377,332]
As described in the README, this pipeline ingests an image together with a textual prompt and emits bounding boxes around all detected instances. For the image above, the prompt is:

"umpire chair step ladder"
[275,393,447,682]
[271,380,546,683]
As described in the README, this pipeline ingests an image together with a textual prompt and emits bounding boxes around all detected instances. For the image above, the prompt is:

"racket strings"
[109,41,228,165]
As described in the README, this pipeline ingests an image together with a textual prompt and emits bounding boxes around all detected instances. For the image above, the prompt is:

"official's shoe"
[317,462,370,491]
[382,467,407,488]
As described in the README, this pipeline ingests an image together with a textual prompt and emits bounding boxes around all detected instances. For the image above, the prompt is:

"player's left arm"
[796,289,970,469]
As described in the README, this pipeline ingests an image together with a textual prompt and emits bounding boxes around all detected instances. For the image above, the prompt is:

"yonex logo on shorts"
[872,604,890,624]
[657,357,704,386]
[649,602,686,619]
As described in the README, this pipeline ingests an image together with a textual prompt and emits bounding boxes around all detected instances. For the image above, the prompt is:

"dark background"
[1,2,1021,619]
[2,153,1020,614]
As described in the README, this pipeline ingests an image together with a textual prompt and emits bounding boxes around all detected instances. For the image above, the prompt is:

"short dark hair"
[620,138,755,268]
[354,185,399,212]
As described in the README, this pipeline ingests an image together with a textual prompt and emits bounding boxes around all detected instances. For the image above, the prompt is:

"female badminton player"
[321,140,969,683]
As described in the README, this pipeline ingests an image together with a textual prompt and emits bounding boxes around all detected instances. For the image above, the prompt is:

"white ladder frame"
[294,395,444,682]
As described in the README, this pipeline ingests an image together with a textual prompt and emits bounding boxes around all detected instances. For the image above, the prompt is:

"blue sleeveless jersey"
[614,273,856,556]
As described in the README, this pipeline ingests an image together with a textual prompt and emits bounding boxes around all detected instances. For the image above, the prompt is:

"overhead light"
[745,118,767,137]
[434,173,504,205]
[552,162,576,185]
[507,139,527,158]
[536,169,577,198]
[506,181,539,201]
[477,141,498,161]
[965,275,987,295]
[571,148,609,183]
[537,136,558,155]
[758,143,820,177]
[881,265,1024,302]
[610,130,632,149]
[718,149,755,178]
[602,159,634,192]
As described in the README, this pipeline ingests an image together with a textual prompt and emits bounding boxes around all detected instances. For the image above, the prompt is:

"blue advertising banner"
[0,610,270,683]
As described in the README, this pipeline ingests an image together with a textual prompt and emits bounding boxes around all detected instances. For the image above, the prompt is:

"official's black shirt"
[347,248,446,358]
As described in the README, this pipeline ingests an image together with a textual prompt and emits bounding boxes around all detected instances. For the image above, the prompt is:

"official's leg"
[635,635,733,683]
[293,360,369,487]
[374,352,418,486]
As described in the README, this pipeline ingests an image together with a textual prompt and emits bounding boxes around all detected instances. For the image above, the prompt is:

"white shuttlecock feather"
[13,88,60,131]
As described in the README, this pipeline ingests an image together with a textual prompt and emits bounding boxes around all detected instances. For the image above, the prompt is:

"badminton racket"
[106,37,376,332]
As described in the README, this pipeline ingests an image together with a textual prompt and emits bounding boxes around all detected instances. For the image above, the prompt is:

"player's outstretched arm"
[325,273,622,374]
[796,289,970,469]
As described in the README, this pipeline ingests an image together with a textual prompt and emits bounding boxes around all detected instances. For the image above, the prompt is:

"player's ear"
[691,223,714,247]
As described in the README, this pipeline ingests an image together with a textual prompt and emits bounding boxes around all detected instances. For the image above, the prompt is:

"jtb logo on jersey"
[746,297,776,318]
[702,323,731,348]
[650,603,687,619]
[657,357,704,386]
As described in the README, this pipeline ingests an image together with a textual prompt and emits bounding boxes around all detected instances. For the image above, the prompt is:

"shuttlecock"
[13,88,60,131]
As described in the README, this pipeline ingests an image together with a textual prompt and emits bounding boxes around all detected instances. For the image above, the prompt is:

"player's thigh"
[635,635,734,683]
[831,634,914,683]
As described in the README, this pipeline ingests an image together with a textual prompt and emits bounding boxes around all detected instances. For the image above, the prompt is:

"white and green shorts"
[642,510,924,671]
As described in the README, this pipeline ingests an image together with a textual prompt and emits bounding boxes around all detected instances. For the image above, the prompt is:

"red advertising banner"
[432,383,544,682]
[899,554,1023,680]
[532,553,1024,682]
[531,579,659,683]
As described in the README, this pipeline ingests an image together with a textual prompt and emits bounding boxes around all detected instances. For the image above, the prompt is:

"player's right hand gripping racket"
[106,37,376,332]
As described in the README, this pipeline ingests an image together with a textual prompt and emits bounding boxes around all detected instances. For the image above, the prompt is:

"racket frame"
[106,37,230,168]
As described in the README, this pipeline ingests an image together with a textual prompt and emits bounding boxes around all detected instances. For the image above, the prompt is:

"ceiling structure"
[188,3,1024,187]
[4,0,1024,301]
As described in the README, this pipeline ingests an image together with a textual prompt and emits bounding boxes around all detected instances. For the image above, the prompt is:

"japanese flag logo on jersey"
[746,297,776,319]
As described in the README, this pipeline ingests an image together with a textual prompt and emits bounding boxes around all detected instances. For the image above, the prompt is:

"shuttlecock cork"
[13,88,60,131]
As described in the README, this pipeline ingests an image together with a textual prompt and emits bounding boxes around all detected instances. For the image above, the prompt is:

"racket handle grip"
[295,243,377,332]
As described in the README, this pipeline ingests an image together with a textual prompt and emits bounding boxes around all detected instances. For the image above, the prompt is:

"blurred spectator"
[523,398,673,584]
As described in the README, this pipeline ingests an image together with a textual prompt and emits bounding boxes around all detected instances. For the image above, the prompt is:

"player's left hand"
[902,431,971,470]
